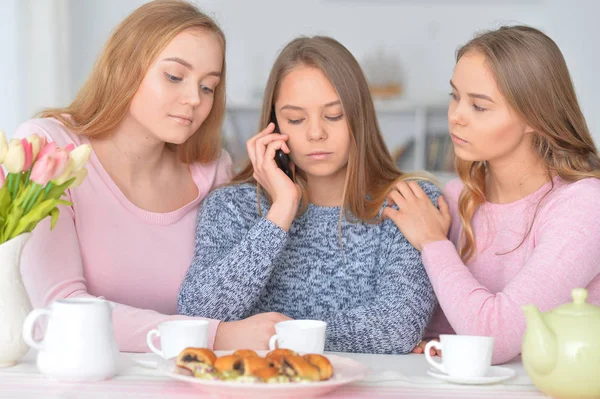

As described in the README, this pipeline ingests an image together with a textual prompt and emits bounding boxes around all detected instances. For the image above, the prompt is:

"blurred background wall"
[1,0,598,177]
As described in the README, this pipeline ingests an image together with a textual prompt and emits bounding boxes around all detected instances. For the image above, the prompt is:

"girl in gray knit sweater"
[178,36,440,354]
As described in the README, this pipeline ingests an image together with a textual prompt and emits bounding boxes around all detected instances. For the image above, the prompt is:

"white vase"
[0,233,33,367]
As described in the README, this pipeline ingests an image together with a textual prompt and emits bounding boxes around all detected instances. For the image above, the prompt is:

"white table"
[0,351,547,399]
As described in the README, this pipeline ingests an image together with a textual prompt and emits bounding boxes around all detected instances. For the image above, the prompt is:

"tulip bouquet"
[0,130,91,244]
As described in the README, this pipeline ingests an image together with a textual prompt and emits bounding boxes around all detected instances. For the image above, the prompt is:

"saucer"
[427,366,516,385]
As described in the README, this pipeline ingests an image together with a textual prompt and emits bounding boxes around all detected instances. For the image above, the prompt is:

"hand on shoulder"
[383,179,451,251]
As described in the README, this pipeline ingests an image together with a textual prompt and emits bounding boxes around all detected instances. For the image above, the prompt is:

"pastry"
[266,348,297,358]
[176,347,217,373]
[240,356,271,376]
[281,355,320,382]
[266,353,285,369]
[253,366,280,381]
[214,355,242,374]
[233,349,259,358]
[303,354,333,380]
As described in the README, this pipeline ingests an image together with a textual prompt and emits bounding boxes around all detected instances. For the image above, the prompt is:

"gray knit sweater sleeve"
[177,185,288,320]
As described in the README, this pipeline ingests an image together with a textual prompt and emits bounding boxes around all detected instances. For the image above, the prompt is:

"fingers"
[253,134,289,172]
[255,122,276,140]
[382,205,400,222]
[412,340,429,354]
[276,313,293,322]
[246,122,275,151]
[427,337,441,357]
[395,181,417,201]
[438,196,451,224]
[429,347,442,357]
[407,180,426,199]
[386,189,406,209]
[266,312,292,322]
[255,132,290,155]
[262,139,289,171]
[246,123,276,165]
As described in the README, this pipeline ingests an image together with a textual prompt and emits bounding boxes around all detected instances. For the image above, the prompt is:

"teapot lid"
[552,288,600,317]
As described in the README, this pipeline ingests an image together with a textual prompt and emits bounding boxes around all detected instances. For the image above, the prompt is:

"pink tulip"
[30,147,69,186]
[26,134,47,162]
[50,149,69,181]
[30,153,55,186]
[0,168,5,188]
[20,139,34,171]
[38,136,47,154]
[64,143,75,153]
[37,142,57,161]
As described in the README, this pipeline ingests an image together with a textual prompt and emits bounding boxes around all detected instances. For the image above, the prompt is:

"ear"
[524,125,535,134]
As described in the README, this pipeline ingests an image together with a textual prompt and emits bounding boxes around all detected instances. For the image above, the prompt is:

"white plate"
[161,351,369,399]
[427,366,516,385]
[131,353,163,369]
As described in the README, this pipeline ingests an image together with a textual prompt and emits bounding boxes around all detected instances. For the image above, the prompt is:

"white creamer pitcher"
[22,298,120,381]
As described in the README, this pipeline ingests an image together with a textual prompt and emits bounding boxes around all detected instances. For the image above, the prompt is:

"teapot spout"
[522,304,557,375]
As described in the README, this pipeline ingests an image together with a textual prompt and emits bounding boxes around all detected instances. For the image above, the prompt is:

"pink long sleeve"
[422,177,600,364]
[15,118,233,352]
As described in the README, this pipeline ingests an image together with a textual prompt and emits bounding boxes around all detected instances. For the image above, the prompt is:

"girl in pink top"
[16,0,289,352]
[384,25,600,364]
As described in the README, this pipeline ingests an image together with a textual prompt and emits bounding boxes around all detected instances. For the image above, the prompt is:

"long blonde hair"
[231,36,430,222]
[40,0,227,164]
[456,25,600,261]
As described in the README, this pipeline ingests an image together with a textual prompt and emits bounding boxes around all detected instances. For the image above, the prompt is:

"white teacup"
[146,320,209,359]
[269,320,326,354]
[425,335,494,378]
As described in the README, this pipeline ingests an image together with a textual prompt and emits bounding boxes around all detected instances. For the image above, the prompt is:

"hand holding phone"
[246,117,301,231]
[270,108,294,181]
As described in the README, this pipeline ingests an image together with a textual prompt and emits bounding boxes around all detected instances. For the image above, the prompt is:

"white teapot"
[22,298,120,381]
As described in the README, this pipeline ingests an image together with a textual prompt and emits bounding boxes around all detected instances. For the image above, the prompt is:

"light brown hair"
[40,0,227,164]
[231,36,432,222]
[455,25,600,261]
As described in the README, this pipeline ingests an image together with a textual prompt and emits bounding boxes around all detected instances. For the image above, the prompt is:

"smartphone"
[270,108,294,180]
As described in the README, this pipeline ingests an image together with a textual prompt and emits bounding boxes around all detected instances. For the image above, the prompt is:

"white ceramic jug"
[0,233,33,367]
[22,298,120,381]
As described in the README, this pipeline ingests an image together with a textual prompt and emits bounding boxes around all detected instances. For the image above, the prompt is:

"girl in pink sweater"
[385,25,600,364]
[16,0,288,352]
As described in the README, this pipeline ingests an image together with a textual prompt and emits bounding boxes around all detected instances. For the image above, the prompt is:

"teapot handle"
[22,308,52,351]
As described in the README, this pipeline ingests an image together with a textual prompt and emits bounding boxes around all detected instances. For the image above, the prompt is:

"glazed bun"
[303,354,333,380]
[266,348,297,358]
[233,349,259,358]
[176,347,217,371]
[281,355,320,381]
[266,354,285,370]
[241,357,271,376]
[214,355,242,373]
[253,367,280,381]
